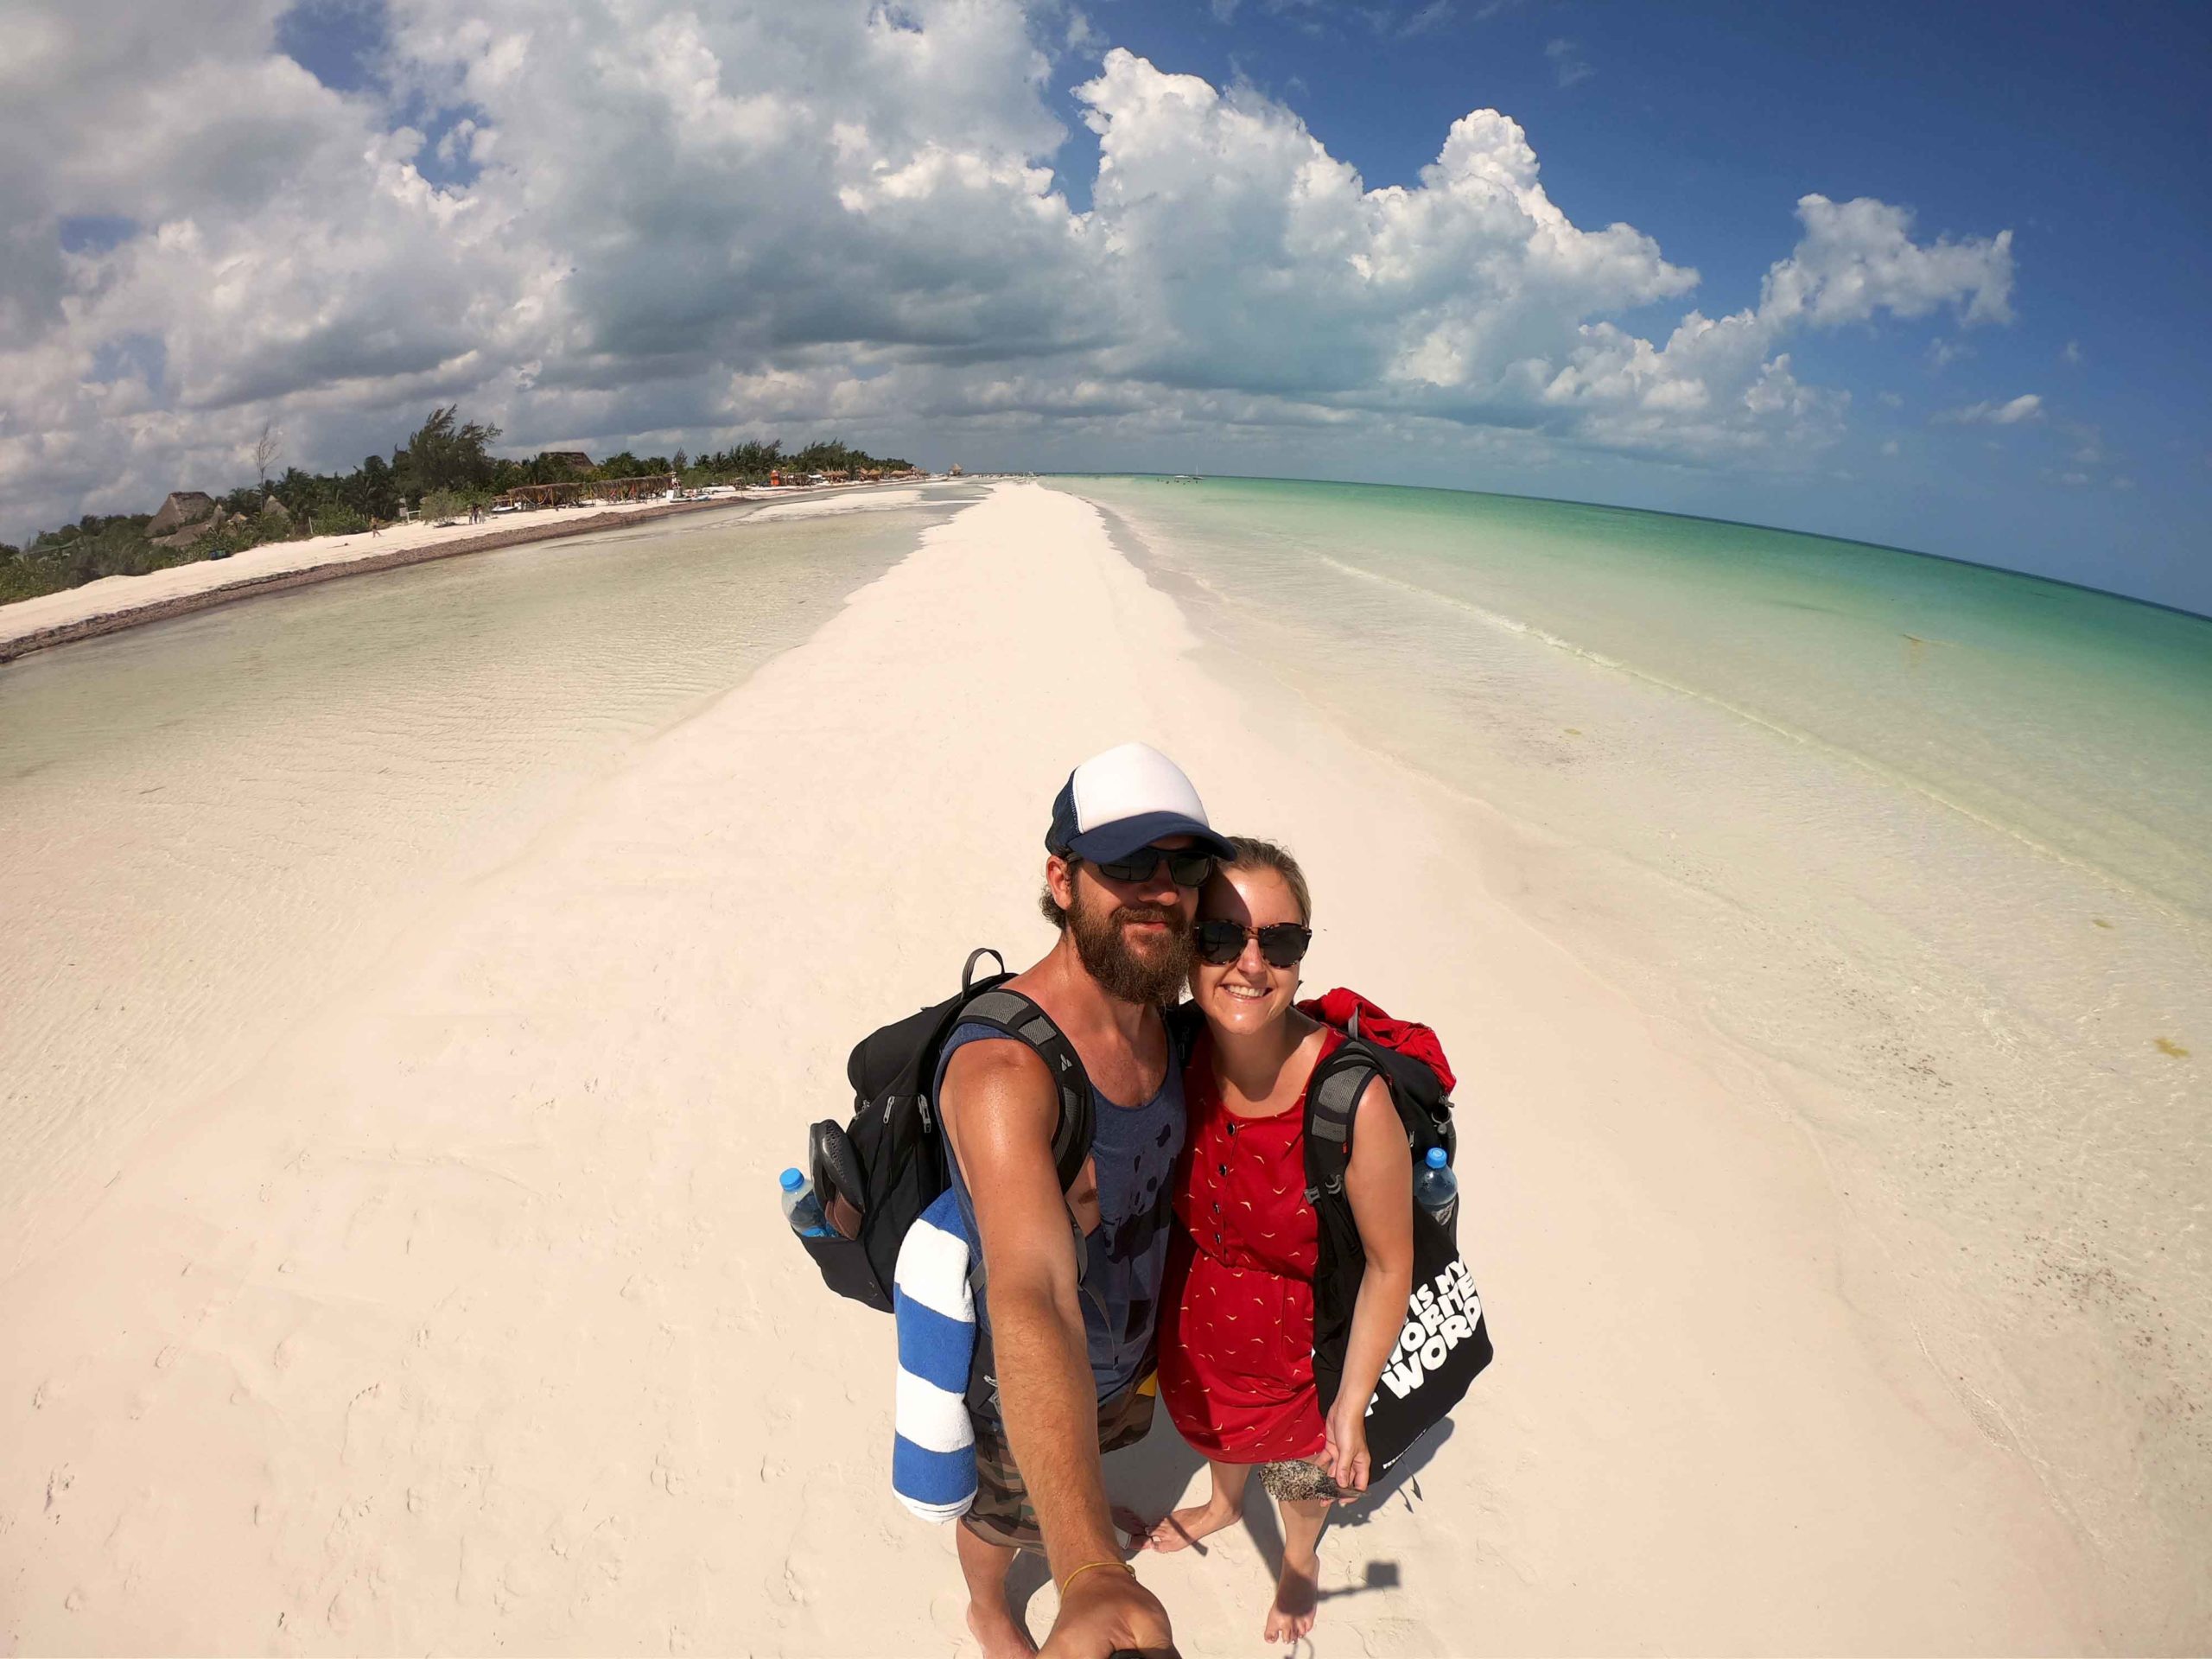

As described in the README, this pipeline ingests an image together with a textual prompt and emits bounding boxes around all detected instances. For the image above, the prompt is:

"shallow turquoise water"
[0,492,976,1270]
[1076,476,2212,916]
[1065,473,2212,1630]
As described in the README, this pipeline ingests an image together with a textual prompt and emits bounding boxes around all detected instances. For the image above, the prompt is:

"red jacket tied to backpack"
[1297,988,1457,1093]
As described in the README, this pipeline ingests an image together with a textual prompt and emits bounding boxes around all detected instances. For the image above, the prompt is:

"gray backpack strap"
[956,988,1095,1192]
[1304,1048,1378,1205]
[949,988,1096,1417]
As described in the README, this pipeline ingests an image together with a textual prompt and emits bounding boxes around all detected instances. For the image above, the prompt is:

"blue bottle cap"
[1426,1147,1449,1168]
[779,1166,805,1191]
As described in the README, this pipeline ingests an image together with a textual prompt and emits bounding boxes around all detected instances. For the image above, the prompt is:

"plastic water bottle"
[780,1167,835,1239]
[1414,1147,1459,1233]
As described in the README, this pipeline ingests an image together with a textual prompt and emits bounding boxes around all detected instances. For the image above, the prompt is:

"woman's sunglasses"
[1195,918,1313,968]
[1088,848,1217,887]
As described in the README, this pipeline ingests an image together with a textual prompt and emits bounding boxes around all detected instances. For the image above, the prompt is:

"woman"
[1143,836,1414,1643]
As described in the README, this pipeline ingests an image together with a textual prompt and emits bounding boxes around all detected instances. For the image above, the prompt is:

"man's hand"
[1039,1567,1177,1659]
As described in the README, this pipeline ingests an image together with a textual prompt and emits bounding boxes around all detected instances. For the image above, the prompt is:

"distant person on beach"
[937,742,1231,1659]
[1141,837,1415,1645]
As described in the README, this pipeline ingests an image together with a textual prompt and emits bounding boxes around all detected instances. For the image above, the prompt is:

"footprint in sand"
[927,1588,979,1648]
[340,1380,389,1466]
[1351,1614,1421,1656]
[498,1556,547,1609]
[651,1450,687,1496]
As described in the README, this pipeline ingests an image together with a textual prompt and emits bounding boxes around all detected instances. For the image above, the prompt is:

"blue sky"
[1052,0,2211,609]
[9,0,2208,612]
[1080,0,2208,421]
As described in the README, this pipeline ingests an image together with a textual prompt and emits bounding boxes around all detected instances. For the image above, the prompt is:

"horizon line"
[1045,469,2212,626]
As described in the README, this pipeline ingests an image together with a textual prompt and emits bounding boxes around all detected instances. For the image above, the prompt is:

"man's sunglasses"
[1087,848,1217,887]
[1195,918,1313,968]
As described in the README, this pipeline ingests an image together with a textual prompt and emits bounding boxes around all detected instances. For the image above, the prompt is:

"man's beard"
[1069,890,1195,1007]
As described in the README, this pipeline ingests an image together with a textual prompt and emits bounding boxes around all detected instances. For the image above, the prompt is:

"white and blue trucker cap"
[1046,742,1236,865]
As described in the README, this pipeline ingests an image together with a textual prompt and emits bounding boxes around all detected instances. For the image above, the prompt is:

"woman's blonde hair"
[1217,835,1312,925]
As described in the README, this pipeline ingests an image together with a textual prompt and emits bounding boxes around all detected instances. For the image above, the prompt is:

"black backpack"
[799,949,1095,1311]
[1305,1012,1457,1223]
[1301,1002,1492,1471]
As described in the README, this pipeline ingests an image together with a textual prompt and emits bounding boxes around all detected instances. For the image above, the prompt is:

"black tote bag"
[1312,1196,1492,1471]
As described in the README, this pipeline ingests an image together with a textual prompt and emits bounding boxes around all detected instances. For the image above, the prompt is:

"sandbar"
[0,484,2100,1654]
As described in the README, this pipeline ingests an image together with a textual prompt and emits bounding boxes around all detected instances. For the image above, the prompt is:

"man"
[938,743,1233,1659]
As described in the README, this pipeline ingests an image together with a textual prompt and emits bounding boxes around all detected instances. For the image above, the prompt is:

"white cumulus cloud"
[1,0,2020,542]
[1761,195,2011,327]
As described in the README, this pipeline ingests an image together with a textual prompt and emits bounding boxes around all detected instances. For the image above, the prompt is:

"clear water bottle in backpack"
[1414,1147,1459,1233]
[779,1166,835,1239]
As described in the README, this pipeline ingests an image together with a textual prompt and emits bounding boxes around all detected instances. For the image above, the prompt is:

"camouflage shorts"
[962,1375,1157,1549]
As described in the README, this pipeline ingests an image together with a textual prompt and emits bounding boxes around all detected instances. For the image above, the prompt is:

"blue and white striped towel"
[891,1188,979,1522]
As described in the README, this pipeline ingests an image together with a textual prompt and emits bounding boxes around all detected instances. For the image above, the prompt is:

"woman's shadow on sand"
[1007,1416,1452,1628]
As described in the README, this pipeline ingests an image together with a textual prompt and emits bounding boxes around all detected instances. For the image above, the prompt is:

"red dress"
[1158,1027,1344,1464]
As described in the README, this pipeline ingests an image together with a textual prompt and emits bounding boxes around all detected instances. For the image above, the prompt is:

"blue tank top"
[940,1020,1185,1402]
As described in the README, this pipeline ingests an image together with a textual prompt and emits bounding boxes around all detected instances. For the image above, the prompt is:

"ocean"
[0,489,979,1274]
[1063,474,2211,1627]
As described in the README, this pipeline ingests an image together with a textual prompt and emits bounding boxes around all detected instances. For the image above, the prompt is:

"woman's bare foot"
[1142,1492,1243,1554]
[1262,1548,1319,1644]
[965,1598,1039,1659]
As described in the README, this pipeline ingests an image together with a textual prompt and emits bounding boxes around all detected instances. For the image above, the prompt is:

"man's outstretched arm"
[941,1043,1173,1656]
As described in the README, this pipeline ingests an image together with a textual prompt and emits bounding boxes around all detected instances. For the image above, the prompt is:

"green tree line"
[1,410,917,605]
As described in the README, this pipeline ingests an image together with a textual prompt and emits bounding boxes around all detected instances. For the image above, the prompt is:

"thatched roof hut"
[145,491,216,538]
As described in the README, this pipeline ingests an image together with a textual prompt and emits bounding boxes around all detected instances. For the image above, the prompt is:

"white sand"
[747,488,926,522]
[0,484,2098,1654]
[0,498,688,650]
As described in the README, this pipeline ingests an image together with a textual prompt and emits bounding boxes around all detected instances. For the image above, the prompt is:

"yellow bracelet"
[1058,1558,1136,1597]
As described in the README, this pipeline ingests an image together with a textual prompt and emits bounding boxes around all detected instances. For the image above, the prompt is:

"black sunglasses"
[1088,847,1217,887]
[1195,918,1313,968]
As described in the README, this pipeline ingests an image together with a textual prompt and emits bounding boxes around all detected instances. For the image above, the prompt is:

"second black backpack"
[799,949,1094,1311]
[1300,993,1492,1472]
